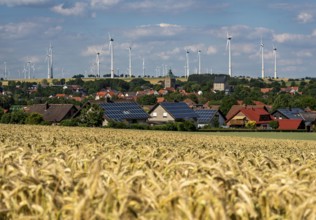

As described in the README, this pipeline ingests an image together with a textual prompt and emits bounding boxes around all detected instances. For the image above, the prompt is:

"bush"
[25,113,44,125]
[165,122,178,131]
[269,121,279,130]
[60,119,78,127]
[183,120,197,131]
[0,113,11,124]
[10,111,28,124]
[245,120,256,129]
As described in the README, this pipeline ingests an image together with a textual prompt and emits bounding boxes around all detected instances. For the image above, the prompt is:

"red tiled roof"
[226,105,266,120]
[237,100,244,105]
[277,119,303,130]
[253,101,266,106]
[240,108,273,124]
[56,94,67,98]
[261,88,273,93]
[157,97,165,103]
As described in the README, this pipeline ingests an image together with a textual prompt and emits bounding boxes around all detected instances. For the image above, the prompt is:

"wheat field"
[0,124,316,219]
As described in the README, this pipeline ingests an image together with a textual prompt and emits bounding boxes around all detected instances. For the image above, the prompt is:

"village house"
[99,102,148,126]
[26,103,78,123]
[148,102,198,124]
[272,108,304,120]
[195,109,226,128]
[213,75,228,92]
[226,107,274,129]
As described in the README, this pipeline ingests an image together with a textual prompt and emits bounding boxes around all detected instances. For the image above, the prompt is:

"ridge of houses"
[20,99,316,131]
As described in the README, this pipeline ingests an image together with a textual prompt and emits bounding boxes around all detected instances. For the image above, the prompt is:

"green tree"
[137,95,157,105]
[220,96,237,116]
[25,113,44,125]
[78,104,104,127]
[10,111,28,124]
[272,94,292,111]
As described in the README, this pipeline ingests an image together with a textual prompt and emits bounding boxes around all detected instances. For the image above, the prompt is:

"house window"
[163,112,168,118]
[152,112,157,117]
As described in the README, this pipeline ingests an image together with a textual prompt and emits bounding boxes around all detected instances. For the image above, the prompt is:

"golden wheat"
[0,124,316,219]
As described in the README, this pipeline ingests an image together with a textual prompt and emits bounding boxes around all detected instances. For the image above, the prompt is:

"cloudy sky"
[1,0,316,79]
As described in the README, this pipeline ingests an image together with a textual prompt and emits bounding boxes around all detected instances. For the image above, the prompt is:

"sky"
[1,0,316,79]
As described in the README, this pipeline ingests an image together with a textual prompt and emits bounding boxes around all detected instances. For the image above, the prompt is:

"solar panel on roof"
[99,102,148,121]
[195,110,217,124]
[160,102,198,119]
[278,108,304,119]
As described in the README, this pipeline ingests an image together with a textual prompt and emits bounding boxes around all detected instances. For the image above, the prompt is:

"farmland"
[1,125,316,219]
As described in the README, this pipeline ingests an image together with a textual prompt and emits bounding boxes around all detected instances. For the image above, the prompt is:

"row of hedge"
[107,121,197,131]
[0,111,48,125]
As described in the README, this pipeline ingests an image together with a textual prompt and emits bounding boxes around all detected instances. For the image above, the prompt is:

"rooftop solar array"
[99,102,149,122]
[278,108,304,119]
[195,110,218,124]
[160,102,198,120]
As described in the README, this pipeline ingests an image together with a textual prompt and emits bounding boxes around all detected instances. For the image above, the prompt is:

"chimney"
[45,102,49,110]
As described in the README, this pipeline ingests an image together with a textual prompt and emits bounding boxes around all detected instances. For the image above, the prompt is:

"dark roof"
[195,109,220,124]
[273,108,304,119]
[214,75,227,84]
[99,102,148,122]
[159,102,198,120]
[28,104,78,122]
[300,112,316,122]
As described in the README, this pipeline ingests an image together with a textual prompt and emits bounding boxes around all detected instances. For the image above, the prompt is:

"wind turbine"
[198,50,201,75]
[260,39,264,79]
[128,45,132,78]
[186,50,190,78]
[142,57,145,77]
[226,33,232,77]
[273,45,277,79]
[109,33,114,78]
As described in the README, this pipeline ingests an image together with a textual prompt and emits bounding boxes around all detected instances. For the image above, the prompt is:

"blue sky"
[1,0,316,79]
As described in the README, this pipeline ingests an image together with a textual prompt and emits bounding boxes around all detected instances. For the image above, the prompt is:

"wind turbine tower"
[226,33,232,77]
[4,61,7,80]
[186,50,190,78]
[260,39,265,79]
[109,33,114,78]
[96,52,100,77]
[142,58,145,77]
[47,43,53,79]
[273,46,277,79]
[128,46,132,77]
[198,50,201,75]
[27,60,31,79]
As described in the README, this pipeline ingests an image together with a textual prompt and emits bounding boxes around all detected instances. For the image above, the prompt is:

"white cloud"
[234,43,256,55]
[206,46,217,55]
[51,2,87,16]
[0,22,39,39]
[81,45,109,56]
[296,50,313,57]
[90,0,120,8]
[126,0,194,11]
[297,12,314,23]
[0,0,48,6]
[21,55,41,64]
[127,23,185,39]
[44,25,63,36]
[273,33,305,43]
